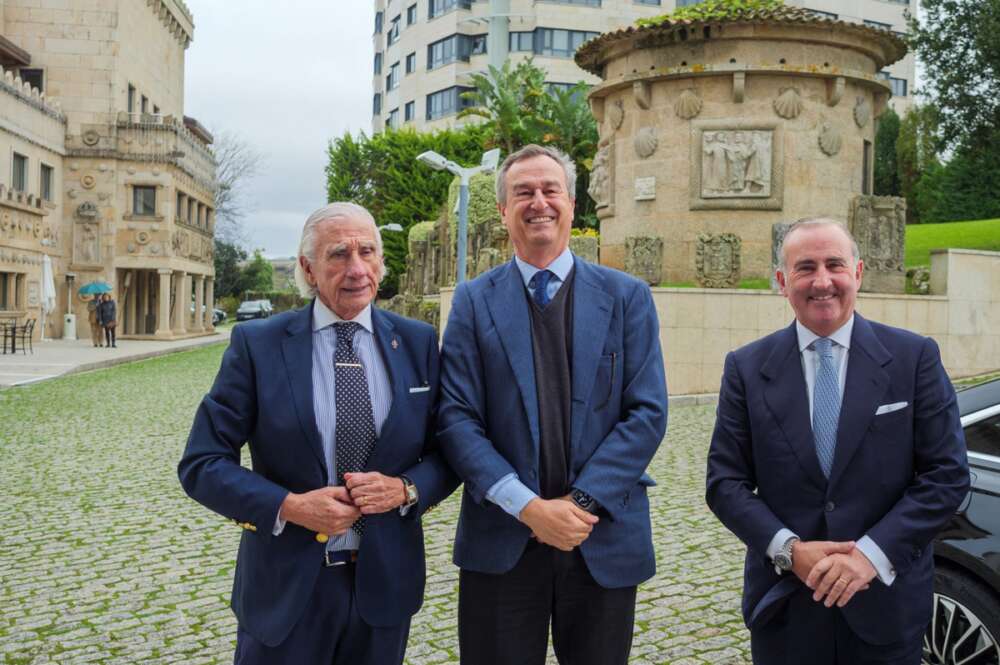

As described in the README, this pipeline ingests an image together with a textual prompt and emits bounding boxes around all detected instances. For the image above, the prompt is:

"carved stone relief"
[701,130,772,198]
[569,235,599,263]
[695,233,742,288]
[608,99,624,130]
[773,88,803,120]
[75,201,99,220]
[675,89,702,120]
[80,174,97,190]
[634,176,656,201]
[818,122,842,156]
[634,127,658,159]
[849,195,906,293]
[624,236,663,286]
[770,222,792,290]
[75,221,100,265]
[588,141,613,209]
[853,96,871,128]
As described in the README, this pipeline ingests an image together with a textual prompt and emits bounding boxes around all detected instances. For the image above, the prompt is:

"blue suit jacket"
[438,257,668,588]
[706,314,969,645]
[178,304,458,647]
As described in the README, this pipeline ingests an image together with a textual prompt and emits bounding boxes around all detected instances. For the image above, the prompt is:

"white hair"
[778,217,861,272]
[495,144,577,205]
[294,202,386,298]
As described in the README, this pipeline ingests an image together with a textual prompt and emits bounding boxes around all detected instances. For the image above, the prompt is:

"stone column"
[126,269,137,334]
[192,274,205,332]
[205,277,215,329]
[178,193,187,223]
[155,269,173,338]
[172,270,188,334]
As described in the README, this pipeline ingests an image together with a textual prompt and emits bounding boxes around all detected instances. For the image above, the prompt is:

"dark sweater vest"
[527,268,574,500]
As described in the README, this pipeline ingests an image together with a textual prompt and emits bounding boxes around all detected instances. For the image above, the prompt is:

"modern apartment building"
[372,0,916,133]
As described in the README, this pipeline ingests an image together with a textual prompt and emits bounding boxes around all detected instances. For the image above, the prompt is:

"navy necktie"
[812,337,841,478]
[530,269,553,307]
[333,322,376,536]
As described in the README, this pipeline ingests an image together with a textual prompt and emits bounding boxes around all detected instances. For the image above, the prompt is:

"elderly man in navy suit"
[438,144,668,665]
[707,218,969,664]
[178,202,457,665]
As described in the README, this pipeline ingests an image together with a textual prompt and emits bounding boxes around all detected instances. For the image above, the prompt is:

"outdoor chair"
[16,318,35,354]
[0,320,15,354]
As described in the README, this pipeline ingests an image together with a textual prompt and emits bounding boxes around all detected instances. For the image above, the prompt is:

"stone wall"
[440,249,1000,395]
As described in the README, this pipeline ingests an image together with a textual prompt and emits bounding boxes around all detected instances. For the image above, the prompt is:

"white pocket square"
[875,401,908,415]
[408,386,430,394]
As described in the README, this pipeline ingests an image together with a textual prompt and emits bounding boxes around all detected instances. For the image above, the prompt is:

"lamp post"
[416,148,501,284]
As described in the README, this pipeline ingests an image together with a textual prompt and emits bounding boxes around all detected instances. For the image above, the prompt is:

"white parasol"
[40,254,57,341]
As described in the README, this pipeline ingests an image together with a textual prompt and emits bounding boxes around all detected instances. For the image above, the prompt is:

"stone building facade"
[0,0,216,342]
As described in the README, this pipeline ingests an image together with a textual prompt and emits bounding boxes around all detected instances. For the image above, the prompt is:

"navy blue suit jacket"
[438,257,668,588]
[178,304,458,647]
[706,314,969,645]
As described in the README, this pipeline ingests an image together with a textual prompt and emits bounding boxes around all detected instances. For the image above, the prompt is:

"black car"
[925,378,1000,665]
[236,300,271,321]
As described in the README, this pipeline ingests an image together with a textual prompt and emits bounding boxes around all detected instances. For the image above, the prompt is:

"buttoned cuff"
[486,473,537,519]
[766,528,798,560]
[856,535,896,586]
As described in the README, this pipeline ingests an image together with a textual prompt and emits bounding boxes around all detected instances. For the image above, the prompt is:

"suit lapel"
[484,261,541,451]
[280,303,327,473]
[761,323,827,491]
[569,260,614,455]
[828,314,891,488]
[368,308,402,468]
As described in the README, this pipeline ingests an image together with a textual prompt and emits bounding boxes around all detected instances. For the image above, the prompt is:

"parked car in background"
[925,378,1000,665]
[236,300,271,321]
[212,308,227,325]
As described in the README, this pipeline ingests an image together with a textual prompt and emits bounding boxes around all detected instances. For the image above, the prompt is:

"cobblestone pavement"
[0,345,751,664]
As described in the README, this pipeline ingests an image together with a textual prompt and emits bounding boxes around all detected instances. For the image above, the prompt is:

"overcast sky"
[183,1,374,258]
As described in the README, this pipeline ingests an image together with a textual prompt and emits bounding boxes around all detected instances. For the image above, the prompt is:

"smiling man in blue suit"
[438,144,668,665]
[707,218,969,664]
[178,202,457,665]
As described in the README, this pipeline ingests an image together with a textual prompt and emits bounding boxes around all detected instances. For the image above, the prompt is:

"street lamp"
[416,148,501,283]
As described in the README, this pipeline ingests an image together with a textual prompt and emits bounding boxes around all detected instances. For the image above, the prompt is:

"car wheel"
[923,567,1000,665]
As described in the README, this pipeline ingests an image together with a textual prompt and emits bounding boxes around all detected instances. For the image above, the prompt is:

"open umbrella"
[78,281,113,296]
[41,255,57,341]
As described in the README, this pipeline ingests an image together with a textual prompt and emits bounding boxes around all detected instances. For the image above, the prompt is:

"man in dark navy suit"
[707,218,968,664]
[179,202,457,665]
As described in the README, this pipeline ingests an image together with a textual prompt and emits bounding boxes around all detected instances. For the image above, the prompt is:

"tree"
[896,105,942,223]
[907,0,1000,149]
[213,240,248,298]
[873,107,900,197]
[459,59,549,155]
[212,130,265,246]
[538,83,600,224]
[238,250,275,295]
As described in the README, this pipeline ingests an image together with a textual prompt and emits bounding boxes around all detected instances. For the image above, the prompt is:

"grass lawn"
[905,217,1000,267]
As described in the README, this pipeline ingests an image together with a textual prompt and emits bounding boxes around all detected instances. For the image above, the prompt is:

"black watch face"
[573,491,593,509]
[775,553,792,571]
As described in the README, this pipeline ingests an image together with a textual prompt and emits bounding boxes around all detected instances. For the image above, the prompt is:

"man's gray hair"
[495,144,577,205]
[294,202,385,298]
[778,217,861,272]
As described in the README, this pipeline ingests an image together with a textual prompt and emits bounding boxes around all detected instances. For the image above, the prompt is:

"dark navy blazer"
[178,303,458,647]
[437,257,668,588]
[706,314,969,645]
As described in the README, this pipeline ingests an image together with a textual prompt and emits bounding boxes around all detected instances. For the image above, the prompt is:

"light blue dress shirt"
[273,299,393,552]
[486,248,575,519]
[766,314,896,585]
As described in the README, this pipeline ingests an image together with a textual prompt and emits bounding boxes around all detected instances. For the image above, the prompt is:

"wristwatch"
[773,536,799,574]
[400,475,419,508]
[570,488,598,513]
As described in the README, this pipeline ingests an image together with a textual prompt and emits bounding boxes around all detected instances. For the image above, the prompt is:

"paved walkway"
[0,329,230,388]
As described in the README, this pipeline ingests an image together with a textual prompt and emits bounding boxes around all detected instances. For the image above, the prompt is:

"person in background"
[97,293,117,348]
[87,295,103,347]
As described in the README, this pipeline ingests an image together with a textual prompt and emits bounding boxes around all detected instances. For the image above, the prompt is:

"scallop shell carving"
[773,88,803,120]
[854,96,871,128]
[608,99,624,130]
[674,89,702,120]
[818,122,842,156]
[634,127,658,159]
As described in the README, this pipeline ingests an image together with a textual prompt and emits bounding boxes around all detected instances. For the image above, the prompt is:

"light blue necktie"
[812,337,841,478]
[529,269,553,307]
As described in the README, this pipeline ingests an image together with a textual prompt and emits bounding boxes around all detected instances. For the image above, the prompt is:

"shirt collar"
[513,247,574,288]
[312,298,373,333]
[796,314,854,353]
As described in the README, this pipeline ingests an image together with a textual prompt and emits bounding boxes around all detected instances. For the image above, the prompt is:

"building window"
[863,19,892,30]
[471,34,487,55]
[405,101,415,122]
[40,164,53,202]
[12,153,28,192]
[510,32,533,52]
[429,0,470,19]
[634,0,660,4]
[536,28,600,58]
[19,68,43,92]
[428,34,479,69]
[675,0,703,5]
[889,77,907,97]
[806,8,837,19]
[133,186,156,216]
[387,16,401,45]
[406,52,416,73]
[426,86,473,120]
[176,192,185,221]
[387,108,400,129]
[127,84,136,112]
[407,3,418,25]
[387,62,401,90]
[538,0,600,5]
[153,105,159,115]
[375,52,383,75]
[141,95,149,113]
[375,11,383,33]
[373,93,382,115]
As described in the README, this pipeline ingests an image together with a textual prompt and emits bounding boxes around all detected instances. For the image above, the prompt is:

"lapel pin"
[391,337,399,350]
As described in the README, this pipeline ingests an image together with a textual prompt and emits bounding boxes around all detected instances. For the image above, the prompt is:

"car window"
[964,413,1000,458]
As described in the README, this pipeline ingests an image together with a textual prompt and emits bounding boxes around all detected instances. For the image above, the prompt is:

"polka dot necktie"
[530,269,554,307]
[334,322,376,536]
[812,337,842,479]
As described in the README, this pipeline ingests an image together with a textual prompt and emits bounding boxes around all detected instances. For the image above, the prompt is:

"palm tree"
[459,59,548,155]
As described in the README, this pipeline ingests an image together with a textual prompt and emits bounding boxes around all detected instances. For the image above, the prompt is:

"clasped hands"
[279,472,406,536]
[791,540,877,609]
[519,496,599,552]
